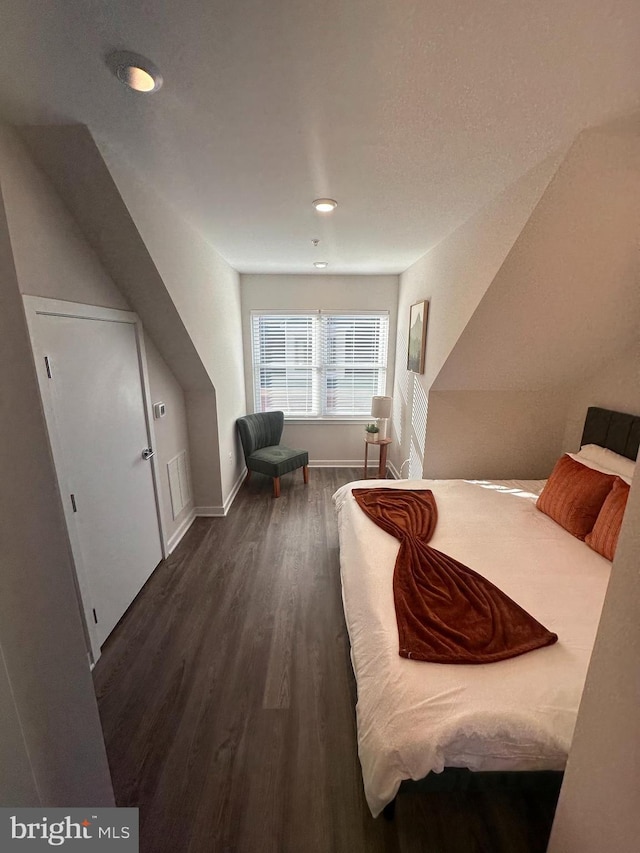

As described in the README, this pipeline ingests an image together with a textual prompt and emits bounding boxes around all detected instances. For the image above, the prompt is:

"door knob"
[142,447,155,460]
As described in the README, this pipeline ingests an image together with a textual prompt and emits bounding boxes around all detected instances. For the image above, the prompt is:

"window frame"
[250,309,390,422]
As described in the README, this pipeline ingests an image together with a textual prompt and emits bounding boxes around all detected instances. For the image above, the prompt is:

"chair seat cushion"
[248,445,309,478]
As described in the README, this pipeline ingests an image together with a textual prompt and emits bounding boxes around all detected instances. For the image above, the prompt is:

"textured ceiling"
[0,1,639,274]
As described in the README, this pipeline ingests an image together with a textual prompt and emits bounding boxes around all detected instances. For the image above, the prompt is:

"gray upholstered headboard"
[581,407,640,461]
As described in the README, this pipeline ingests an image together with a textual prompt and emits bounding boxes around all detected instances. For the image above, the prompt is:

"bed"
[333,407,638,817]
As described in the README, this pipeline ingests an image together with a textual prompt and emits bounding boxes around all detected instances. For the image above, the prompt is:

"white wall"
[101,153,247,506]
[184,390,224,513]
[424,390,569,479]
[145,338,194,544]
[563,342,640,452]
[0,646,39,804]
[0,180,113,805]
[240,274,399,464]
[548,474,640,853]
[0,126,128,311]
[0,124,193,546]
[395,121,640,481]
[392,152,562,475]
[19,125,242,513]
[434,126,640,394]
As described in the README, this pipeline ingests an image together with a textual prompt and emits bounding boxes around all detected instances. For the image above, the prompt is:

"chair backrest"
[236,411,284,458]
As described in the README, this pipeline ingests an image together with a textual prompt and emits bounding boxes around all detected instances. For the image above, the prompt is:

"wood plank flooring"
[93,468,558,853]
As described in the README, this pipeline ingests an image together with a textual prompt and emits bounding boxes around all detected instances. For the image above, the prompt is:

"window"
[251,311,389,418]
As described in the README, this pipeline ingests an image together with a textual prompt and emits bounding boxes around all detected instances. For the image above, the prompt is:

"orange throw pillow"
[585,477,630,561]
[536,454,615,540]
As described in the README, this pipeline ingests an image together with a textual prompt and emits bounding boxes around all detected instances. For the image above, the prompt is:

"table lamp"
[371,395,392,440]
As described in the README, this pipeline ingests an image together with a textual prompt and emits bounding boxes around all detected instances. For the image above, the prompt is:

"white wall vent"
[167,450,192,519]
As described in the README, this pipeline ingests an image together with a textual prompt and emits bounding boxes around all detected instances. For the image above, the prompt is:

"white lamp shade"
[371,396,392,419]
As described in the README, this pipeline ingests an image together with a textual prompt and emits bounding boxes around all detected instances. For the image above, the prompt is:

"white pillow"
[578,443,636,477]
[568,444,635,485]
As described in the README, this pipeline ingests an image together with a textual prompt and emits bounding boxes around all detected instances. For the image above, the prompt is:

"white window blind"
[252,312,389,418]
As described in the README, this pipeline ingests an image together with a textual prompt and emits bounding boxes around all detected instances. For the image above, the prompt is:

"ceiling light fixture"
[312,198,338,213]
[314,262,328,269]
[107,51,163,93]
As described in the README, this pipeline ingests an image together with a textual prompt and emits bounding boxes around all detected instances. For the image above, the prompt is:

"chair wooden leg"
[273,476,281,498]
[303,465,309,484]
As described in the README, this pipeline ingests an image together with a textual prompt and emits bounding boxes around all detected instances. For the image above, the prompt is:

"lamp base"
[376,419,388,440]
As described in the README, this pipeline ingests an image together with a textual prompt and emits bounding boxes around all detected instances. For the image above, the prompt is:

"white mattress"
[333,477,611,817]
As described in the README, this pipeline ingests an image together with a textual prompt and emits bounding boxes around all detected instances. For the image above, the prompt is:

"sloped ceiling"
[433,121,640,392]
[1,1,640,273]
[20,124,214,394]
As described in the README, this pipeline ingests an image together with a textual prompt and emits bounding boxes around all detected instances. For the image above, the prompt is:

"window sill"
[284,418,372,426]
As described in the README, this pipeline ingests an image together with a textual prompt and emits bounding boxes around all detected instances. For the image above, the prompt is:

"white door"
[28,301,163,651]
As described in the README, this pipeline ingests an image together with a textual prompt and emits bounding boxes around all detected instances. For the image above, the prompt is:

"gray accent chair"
[236,411,309,498]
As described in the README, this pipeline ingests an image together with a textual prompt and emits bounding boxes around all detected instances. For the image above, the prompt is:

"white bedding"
[333,477,611,817]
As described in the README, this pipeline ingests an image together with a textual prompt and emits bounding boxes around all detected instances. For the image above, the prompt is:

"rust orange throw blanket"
[353,488,557,664]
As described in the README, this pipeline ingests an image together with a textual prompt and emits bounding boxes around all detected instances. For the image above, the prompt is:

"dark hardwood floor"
[93,468,558,853]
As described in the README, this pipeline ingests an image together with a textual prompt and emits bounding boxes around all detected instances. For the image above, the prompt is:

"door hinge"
[70,494,77,513]
[44,356,52,379]
[92,608,98,624]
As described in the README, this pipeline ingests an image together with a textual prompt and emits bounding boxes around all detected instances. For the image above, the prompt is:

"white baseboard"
[195,469,247,518]
[195,506,225,517]
[309,459,365,467]
[167,508,197,554]
[222,468,246,513]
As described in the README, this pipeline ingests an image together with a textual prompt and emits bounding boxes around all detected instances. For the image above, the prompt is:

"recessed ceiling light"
[314,262,328,269]
[312,198,338,213]
[107,51,163,93]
